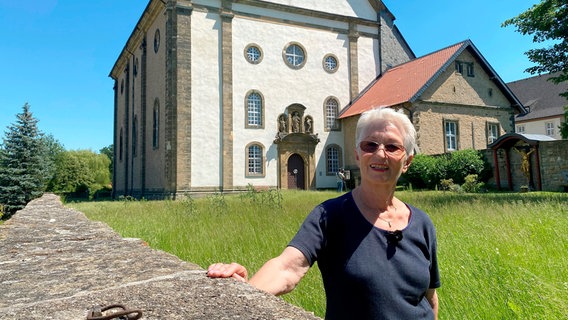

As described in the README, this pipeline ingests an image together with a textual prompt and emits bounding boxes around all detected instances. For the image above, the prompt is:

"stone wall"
[535,140,568,191]
[0,194,320,320]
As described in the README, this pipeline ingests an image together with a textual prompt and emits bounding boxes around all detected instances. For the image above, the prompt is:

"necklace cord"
[376,202,397,228]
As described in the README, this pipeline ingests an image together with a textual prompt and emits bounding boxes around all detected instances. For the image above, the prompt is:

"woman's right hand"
[207,262,249,282]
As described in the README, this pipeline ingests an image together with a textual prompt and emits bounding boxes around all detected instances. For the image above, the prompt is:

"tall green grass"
[69,190,568,319]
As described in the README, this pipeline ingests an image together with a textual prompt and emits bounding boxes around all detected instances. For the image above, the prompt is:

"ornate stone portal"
[274,104,320,190]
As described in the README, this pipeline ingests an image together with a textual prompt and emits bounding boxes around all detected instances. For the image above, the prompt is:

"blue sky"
[0,0,544,151]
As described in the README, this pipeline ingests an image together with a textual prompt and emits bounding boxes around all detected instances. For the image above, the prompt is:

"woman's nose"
[375,147,388,157]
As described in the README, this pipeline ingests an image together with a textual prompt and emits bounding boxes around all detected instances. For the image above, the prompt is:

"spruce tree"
[0,103,48,219]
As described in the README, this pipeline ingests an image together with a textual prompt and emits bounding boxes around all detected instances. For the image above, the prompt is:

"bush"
[404,149,490,190]
[445,149,486,185]
[404,154,446,189]
[440,178,454,191]
[462,174,485,193]
[93,185,112,200]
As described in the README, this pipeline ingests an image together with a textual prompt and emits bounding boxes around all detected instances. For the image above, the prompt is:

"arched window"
[246,143,264,176]
[132,116,138,157]
[325,97,340,131]
[133,57,139,77]
[153,99,160,149]
[246,91,264,128]
[326,144,343,175]
[119,128,123,162]
[154,28,160,53]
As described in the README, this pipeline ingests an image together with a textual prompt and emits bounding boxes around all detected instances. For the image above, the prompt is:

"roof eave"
[109,0,164,79]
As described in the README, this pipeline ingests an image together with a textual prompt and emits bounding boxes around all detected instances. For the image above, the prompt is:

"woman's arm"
[249,246,310,295]
[207,246,310,296]
[426,288,439,319]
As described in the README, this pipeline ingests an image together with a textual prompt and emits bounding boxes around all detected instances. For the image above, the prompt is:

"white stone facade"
[110,0,412,198]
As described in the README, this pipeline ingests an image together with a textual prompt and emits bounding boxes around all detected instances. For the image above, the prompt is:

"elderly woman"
[208,107,440,319]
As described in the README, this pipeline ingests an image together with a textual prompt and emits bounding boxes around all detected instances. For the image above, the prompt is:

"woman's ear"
[402,155,414,172]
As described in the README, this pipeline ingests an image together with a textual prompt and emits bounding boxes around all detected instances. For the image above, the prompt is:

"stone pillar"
[140,38,148,197]
[221,1,234,192]
[165,1,193,197]
[348,23,359,102]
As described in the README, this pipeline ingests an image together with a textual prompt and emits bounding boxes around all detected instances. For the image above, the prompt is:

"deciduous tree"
[49,150,111,198]
[99,144,114,180]
[502,0,568,96]
[560,106,568,139]
[40,133,65,190]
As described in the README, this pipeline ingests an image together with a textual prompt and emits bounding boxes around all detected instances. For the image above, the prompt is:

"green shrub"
[404,154,446,189]
[449,183,463,193]
[405,149,490,190]
[445,149,486,185]
[462,174,485,193]
[440,178,454,191]
[93,185,113,200]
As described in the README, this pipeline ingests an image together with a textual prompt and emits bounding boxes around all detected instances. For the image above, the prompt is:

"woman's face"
[355,120,413,186]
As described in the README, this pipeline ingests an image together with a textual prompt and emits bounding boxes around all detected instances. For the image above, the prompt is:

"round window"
[244,44,262,64]
[283,42,306,69]
[323,54,339,73]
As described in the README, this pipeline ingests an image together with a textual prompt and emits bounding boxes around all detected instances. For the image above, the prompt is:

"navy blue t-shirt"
[288,192,440,320]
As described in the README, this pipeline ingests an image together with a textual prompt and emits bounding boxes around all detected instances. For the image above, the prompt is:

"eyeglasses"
[359,140,406,157]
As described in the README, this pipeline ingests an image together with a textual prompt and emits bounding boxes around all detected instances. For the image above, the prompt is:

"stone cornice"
[109,0,166,79]
[110,0,385,81]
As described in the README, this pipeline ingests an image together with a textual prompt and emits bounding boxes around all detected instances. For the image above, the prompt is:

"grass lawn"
[69,190,568,319]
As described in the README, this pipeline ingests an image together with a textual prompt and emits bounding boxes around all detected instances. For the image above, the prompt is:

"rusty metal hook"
[86,304,143,320]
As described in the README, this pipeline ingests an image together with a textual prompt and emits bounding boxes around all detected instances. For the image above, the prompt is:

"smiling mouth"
[370,163,388,170]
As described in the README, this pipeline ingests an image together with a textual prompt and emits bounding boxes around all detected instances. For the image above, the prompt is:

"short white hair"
[355,107,417,156]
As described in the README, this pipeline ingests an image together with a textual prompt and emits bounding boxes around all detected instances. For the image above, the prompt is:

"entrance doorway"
[287,154,305,190]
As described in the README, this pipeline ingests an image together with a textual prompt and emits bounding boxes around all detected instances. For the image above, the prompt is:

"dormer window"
[466,63,474,77]
[455,61,474,77]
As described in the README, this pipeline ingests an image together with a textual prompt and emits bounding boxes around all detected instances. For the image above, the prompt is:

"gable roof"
[488,132,556,150]
[338,40,526,119]
[507,72,568,122]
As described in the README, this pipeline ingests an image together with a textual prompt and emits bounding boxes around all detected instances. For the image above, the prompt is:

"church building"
[110,0,525,198]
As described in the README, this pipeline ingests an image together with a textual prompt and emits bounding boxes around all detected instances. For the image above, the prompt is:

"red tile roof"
[339,41,467,119]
